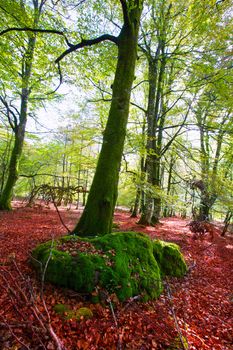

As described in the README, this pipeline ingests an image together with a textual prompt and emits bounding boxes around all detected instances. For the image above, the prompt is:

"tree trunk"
[73,4,143,236]
[163,153,175,217]
[221,210,232,236]
[0,4,40,210]
[0,112,27,210]
[198,197,210,221]
[131,186,141,218]
[138,59,157,225]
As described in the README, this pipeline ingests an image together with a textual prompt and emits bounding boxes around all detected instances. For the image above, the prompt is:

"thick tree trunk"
[198,195,210,221]
[198,192,217,221]
[73,5,143,236]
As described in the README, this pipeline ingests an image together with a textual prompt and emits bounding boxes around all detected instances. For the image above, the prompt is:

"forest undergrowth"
[0,202,232,349]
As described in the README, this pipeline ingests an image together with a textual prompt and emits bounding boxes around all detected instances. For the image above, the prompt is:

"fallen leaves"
[0,204,233,349]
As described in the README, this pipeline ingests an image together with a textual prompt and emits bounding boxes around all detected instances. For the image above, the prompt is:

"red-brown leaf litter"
[0,202,232,349]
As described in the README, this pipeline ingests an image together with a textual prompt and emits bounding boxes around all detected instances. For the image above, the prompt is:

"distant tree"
[138,0,194,225]
[0,0,59,209]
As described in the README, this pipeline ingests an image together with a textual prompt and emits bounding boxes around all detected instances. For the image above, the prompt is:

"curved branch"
[0,27,73,47]
[55,34,119,63]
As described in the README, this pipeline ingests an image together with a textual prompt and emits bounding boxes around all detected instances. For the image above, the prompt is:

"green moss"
[153,240,187,277]
[53,303,70,315]
[74,307,93,320]
[53,304,93,321]
[32,232,186,302]
[168,335,188,349]
[65,307,93,321]
[112,222,120,229]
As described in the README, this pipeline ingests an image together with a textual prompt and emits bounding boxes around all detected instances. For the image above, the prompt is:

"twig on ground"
[106,292,122,350]
[0,250,67,350]
[0,315,31,350]
[198,242,215,252]
[164,278,188,350]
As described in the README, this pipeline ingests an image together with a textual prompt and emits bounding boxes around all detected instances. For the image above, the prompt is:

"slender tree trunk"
[73,4,143,236]
[151,159,161,224]
[131,115,146,218]
[163,153,175,217]
[0,4,40,210]
[131,186,141,218]
[0,101,28,210]
[138,59,157,225]
[221,211,232,236]
[139,44,166,225]
[0,133,13,194]
[150,44,167,224]
[196,111,227,221]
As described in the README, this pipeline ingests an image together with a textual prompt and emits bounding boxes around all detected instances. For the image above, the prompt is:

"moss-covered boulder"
[32,232,187,302]
[153,240,187,277]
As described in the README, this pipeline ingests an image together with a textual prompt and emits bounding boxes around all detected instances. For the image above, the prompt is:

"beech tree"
[137,0,194,225]
[0,0,59,210]
[192,91,232,220]
[67,0,144,236]
[0,0,144,235]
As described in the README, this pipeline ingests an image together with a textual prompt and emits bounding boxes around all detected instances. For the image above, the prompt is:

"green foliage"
[32,232,187,302]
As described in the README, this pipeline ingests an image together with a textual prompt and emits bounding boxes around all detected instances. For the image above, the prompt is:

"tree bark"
[131,186,141,218]
[221,210,232,236]
[73,2,143,236]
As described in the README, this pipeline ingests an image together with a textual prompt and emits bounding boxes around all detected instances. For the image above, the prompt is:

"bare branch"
[55,34,119,63]
[132,79,148,90]
[130,101,147,114]
[0,27,73,47]
[161,103,192,156]
[0,96,18,131]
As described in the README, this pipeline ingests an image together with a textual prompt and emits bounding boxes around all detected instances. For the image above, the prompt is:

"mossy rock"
[74,307,93,321]
[54,303,70,315]
[153,240,187,277]
[53,304,93,321]
[32,232,187,302]
[66,307,93,321]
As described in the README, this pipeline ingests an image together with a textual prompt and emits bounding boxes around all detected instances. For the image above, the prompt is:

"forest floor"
[0,202,232,350]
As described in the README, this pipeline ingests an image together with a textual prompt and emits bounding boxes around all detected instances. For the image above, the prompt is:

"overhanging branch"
[55,34,119,63]
[0,27,73,47]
